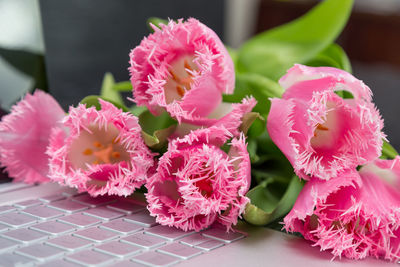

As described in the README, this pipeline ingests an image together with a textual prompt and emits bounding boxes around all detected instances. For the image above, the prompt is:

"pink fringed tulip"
[267,64,385,180]
[0,91,65,183]
[284,157,400,261]
[129,18,235,124]
[47,100,155,197]
[146,127,251,232]
[173,97,257,138]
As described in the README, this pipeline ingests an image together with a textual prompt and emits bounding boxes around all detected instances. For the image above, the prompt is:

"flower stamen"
[168,59,195,98]
[313,123,330,137]
[83,137,123,165]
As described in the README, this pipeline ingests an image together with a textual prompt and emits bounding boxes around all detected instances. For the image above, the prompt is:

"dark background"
[39,0,224,109]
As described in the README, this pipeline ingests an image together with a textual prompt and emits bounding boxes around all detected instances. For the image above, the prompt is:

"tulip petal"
[0,91,65,183]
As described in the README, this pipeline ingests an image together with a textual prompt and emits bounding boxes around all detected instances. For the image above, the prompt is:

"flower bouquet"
[1,0,399,262]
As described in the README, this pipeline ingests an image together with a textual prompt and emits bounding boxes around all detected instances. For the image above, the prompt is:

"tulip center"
[310,102,339,152]
[192,168,214,198]
[68,124,130,169]
[164,55,198,103]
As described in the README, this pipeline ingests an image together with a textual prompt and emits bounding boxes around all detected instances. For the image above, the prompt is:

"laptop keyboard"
[0,192,246,266]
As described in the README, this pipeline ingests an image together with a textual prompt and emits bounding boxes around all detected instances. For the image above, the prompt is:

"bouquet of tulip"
[1,0,399,262]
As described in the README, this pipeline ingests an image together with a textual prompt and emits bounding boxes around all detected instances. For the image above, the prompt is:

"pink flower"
[267,64,385,181]
[173,97,257,138]
[0,91,65,183]
[145,127,250,232]
[129,18,235,124]
[284,157,400,261]
[47,100,155,197]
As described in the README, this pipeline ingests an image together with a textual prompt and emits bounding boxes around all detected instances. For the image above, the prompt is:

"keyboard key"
[0,252,34,266]
[62,191,80,197]
[113,260,147,267]
[66,249,115,266]
[157,243,202,259]
[48,199,88,213]
[202,228,246,243]
[0,237,19,252]
[83,207,124,221]
[73,227,118,243]
[2,228,48,244]
[145,225,193,241]
[46,235,92,251]
[180,233,211,246]
[0,205,16,214]
[39,194,66,203]
[94,240,142,258]
[14,199,42,209]
[0,223,8,233]
[124,210,156,227]
[100,218,142,235]
[22,205,64,220]
[0,212,37,227]
[30,221,75,235]
[120,232,166,249]
[195,239,225,251]
[16,243,65,261]
[58,213,102,228]
[133,251,180,267]
[72,194,116,208]
[107,201,145,214]
[38,259,81,267]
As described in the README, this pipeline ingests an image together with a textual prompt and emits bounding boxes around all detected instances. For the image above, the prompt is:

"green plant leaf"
[141,125,176,149]
[381,140,399,159]
[223,73,283,117]
[80,95,129,112]
[237,0,353,80]
[239,112,264,135]
[130,105,148,117]
[305,43,352,73]
[100,73,125,106]
[147,17,169,32]
[244,175,303,226]
[113,81,133,92]
[139,110,177,149]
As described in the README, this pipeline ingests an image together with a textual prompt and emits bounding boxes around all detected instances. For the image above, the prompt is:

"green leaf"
[237,0,353,80]
[100,73,125,106]
[139,110,177,149]
[247,139,259,163]
[223,73,283,117]
[305,43,352,73]
[244,175,303,226]
[239,112,264,135]
[130,105,148,117]
[141,125,176,149]
[80,95,129,112]
[113,81,133,92]
[381,140,399,159]
[147,17,168,32]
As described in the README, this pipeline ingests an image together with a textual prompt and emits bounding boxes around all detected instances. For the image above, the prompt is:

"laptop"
[0,181,387,267]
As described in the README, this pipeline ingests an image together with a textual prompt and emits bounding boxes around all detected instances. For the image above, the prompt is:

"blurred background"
[0,0,399,148]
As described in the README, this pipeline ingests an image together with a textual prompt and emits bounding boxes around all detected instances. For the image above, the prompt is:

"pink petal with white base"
[175,97,257,138]
[47,100,155,197]
[284,157,400,261]
[268,65,385,180]
[0,91,65,183]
